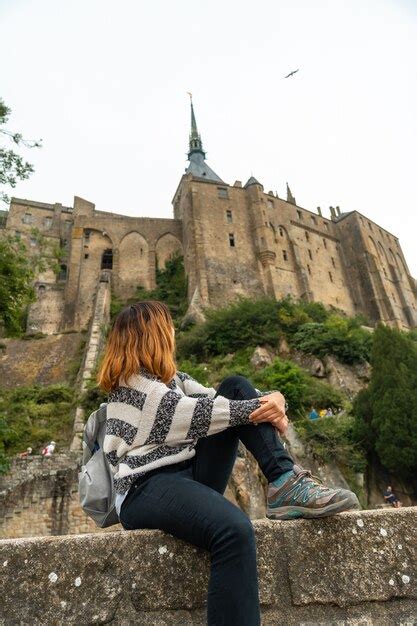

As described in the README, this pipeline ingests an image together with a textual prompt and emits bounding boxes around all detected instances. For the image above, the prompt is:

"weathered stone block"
[0,508,415,625]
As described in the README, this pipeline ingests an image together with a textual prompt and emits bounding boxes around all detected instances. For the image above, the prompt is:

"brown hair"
[97,300,176,392]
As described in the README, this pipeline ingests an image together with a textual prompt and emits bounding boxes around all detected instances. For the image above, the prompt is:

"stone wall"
[27,284,66,335]
[5,186,417,335]
[0,454,120,539]
[173,175,417,328]
[0,444,267,539]
[0,508,416,625]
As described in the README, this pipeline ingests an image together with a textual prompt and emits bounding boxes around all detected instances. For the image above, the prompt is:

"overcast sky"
[1,0,417,275]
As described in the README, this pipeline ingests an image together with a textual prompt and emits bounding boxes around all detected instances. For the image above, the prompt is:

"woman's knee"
[221,374,249,386]
[217,374,258,402]
[212,512,256,552]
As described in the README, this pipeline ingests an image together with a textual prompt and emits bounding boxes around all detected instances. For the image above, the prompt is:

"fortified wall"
[1,101,416,337]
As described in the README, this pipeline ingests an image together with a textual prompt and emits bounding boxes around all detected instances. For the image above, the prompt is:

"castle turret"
[244,176,276,297]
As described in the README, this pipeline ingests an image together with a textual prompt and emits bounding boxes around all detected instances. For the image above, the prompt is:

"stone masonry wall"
[5,189,417,333]
[1,508,416,625]
[0,454,120,539]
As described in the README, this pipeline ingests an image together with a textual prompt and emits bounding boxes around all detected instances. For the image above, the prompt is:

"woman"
[98,300,359,626]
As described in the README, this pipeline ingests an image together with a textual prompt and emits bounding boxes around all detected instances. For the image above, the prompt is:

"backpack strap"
[82,404,107,458]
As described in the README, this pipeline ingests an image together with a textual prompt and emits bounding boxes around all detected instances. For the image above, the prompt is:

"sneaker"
[266,465,360,520]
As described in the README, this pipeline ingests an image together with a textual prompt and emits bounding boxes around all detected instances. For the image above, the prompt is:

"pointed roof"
[185,96,223,183]
[286,182,296,205]
[244,176,262,188]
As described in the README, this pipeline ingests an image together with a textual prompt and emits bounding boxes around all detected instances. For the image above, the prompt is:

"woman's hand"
[249,392,289,435]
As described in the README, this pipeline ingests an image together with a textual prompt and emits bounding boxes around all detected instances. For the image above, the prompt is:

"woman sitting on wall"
[98,300,359,626]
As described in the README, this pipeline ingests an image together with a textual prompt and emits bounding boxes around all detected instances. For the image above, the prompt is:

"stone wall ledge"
[1,507,416,625]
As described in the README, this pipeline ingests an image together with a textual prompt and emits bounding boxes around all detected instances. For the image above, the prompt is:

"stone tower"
[174,100,417,329]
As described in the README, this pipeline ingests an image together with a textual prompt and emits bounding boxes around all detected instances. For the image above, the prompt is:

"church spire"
[185,94,223,183]
[188,94,206,159]
[286,182,296,205]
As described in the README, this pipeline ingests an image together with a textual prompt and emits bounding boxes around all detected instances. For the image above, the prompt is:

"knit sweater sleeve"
[175,371,217,399]
[105,384,263,449]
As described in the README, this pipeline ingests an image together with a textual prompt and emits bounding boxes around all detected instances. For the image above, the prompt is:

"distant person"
[41,441,56,457]
[383,485,402,508]
[309,408,319,420]
[326,408,334,417]
[319,408,327,418]
[97,300,360,626]
[18,447,32,458]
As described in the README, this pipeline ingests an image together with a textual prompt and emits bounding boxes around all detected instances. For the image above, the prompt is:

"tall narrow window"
[307,264,311,275]
[297,210,302,220]
[331,257,336,267]
[305,231,310,242]
[58,264,67,281]
[44,216,53,229]
[329,271,333,282]
[101,249,113,269]
[84,230,90,242]
[323,238,327,249]
[23,213,32,224]
[283,250,288,261]
[218,187,228,199]
[228,233,235,247]
[226,209,233,223]
[308,249,312,260]
[279,227,284,237]
[311,215,317,225]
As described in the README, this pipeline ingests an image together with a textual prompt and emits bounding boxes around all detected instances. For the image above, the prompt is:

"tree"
[0,234,35,335]
[0,98,41,204]
[353,324,417,484]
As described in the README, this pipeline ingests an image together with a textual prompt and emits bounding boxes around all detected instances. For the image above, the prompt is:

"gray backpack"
[78,403,120,527]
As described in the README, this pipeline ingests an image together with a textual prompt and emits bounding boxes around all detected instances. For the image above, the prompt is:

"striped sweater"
[103,367,274,495]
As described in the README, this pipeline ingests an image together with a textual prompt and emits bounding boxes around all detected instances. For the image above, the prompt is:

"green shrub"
[79,385,108,417]
[292,314,372,364]
[252,358,308,417]
[0,384,76,469]
[36,385,73,404]
[294,414,366,472]
[177,296,373,365]
[177,348,255,389]
[177,297,286,360]
[302,377,345,412]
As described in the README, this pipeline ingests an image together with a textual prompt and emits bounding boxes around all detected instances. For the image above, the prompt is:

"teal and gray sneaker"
[267,465,360,520]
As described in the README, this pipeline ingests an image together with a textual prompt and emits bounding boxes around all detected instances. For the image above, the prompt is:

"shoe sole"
[266,494,360,520]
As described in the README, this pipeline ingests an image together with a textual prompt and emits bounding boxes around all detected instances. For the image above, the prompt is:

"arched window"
[101,249,113,270]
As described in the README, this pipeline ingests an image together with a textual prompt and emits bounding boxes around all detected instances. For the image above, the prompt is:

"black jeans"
[120,375,294,626]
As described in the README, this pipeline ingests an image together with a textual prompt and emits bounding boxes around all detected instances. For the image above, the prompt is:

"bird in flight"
[284,69,299,79]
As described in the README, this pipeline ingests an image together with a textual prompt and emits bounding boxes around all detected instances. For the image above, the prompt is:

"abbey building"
[2,102,417,333]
